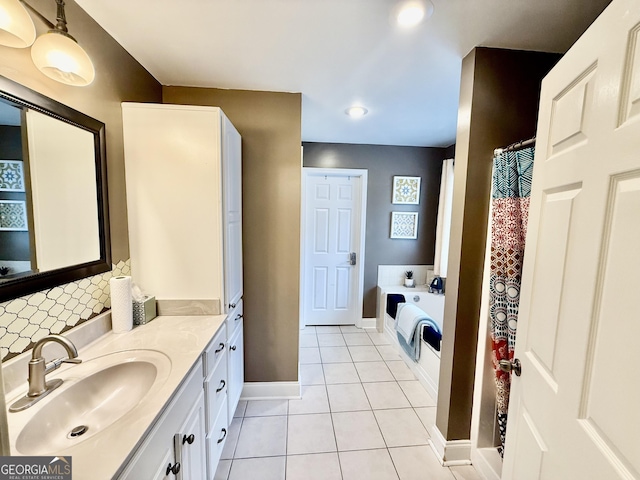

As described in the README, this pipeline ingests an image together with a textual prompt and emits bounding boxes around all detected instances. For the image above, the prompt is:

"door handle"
[499,358,522,376]
[349,252,356,266]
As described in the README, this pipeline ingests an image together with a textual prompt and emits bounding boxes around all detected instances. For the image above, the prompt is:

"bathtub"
[377,285,445,399]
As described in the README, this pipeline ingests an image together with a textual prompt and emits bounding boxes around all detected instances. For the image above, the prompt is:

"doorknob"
[349,252,356,266]
[499,358,522,376]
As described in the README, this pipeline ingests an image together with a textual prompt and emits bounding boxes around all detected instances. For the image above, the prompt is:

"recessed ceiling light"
[345,106,368,118]
[396,0,433,27]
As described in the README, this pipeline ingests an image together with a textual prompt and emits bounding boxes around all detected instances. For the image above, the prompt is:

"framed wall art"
[0,160,25,192]
[392,176,420,204]
[0,200,28,231]
[390,211,418,239]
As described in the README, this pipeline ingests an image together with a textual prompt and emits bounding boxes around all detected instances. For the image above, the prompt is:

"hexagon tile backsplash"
[0,259,131,361]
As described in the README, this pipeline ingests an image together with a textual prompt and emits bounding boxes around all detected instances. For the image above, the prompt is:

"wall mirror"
[0,75,110,302]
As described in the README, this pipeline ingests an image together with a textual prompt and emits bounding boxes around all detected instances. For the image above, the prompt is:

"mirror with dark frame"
[0,75,110,303]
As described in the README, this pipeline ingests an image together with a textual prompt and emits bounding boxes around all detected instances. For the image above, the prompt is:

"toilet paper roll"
[110,275,133,333]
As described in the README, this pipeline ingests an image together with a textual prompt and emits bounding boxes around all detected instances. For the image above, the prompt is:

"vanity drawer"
[206,398,228,480]
[226,300,243,339]
[203,326,227,378]
[204,352,228,433]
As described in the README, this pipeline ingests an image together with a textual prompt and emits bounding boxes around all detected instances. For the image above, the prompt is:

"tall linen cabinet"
[122,103,244,477]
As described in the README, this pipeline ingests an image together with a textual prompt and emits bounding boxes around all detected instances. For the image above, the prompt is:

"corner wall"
[163,87,302,383]
[436,47,560,443]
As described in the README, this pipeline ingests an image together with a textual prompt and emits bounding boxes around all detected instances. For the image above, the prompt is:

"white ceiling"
[75,0,611,147]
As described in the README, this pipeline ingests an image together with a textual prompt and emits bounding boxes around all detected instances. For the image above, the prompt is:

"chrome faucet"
[9,334,82,412]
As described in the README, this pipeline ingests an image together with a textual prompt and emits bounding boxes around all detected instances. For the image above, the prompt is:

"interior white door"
[503,1,640,478]
[302,169,366,326]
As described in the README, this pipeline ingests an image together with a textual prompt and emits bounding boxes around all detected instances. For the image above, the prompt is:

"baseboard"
[471,448,502,480]
[429,424,472,466]
[240,381,301,400]
[357,317,377,329]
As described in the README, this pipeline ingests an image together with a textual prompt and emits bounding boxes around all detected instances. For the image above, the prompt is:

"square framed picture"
[390,211,418,239]
[392,176,421,204]
[0,200,28,231]
[0,160,25,192]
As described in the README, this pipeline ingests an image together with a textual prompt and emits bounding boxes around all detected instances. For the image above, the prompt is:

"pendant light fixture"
[0,0,36,48]
[30,0,95,86]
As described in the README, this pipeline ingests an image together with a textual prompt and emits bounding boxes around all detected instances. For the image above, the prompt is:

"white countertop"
[4,314,226,479]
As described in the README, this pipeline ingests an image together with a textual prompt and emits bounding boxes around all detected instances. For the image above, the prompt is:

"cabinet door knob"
[235,314,243,321]
[214,343,225,354]
[182,434,195,445]
[230,345,237,351]
[216,379,226,393]
[217,428,227,444]
[229,303,236,309]
[166,462,181,475]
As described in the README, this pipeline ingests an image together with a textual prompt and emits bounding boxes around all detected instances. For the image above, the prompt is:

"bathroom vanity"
[3,312,241,479]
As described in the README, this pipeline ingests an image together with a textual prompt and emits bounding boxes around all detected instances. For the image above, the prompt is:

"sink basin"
[13,349,171,455]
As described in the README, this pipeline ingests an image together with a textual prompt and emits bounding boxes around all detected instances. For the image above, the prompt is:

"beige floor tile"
[221,417,242,460]
[300,363,325,385]
[332,410,386,451]
[245,399,288,417]
[339,449,400,480]
[214,459,231,480]
[286,452,342,480]
[398,380,436,407]
[343,333,373,346]
[376,344,401,361]
[415,406,436,430]
[374,408,429,447]
[288,385,330,415]
[287,413,337,455]
[368,332,391,345]
[354,361,395,382]
[228,456,286,480]
[340,325,362,333]
[300,347,321,364]
[389,446,456,480]
[363,382,411,409]
[300,334,319,347]
[348,345,383,362]
[327,383,371,412]
[323,362,360,384]
[300,326,317,335]
[318,333,346,347]
[386,360,416,381]
[450,465,485,480]
[233,400,247,418]
[234,416,287,458]
[320,346,353,363]
[315,325,342,333]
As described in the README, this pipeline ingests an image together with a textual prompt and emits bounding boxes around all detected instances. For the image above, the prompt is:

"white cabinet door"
[177,391,207,480]
[222,114,243,311]
[149,447,173,480]
[227,319,244,419]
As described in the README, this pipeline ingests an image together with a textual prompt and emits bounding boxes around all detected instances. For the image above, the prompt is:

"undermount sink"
[13,349,171,455]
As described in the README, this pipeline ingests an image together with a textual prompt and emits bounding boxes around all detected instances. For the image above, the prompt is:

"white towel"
[395,303,430,343]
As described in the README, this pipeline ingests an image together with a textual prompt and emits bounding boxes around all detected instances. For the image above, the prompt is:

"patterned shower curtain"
[489,146,534,457]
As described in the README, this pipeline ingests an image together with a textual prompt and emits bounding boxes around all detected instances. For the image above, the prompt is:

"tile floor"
[215,325,483,480]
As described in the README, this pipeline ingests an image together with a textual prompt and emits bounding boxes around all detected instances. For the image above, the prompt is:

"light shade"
[345,106,368,118]
[0,0,36,48]
[31,31,95,86]
[396,0,434,27]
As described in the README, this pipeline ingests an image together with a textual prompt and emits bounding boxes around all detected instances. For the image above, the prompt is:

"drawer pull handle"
[229,303,236,309]
[235,314,243,321]
[183,434,195,445]
[214,343,225,354]
[230,345,237,351]
[216,380,226,393]
[217,428,227,444]
[166,462,181,475]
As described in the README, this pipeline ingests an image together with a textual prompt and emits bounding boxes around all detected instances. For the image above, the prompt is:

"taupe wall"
[0,0,162,262]
[302,142,447,318]
[163,87,302,383]
[436,47,560,442]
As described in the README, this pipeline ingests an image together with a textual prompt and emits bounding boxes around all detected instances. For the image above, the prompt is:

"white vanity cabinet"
[122,103,243,314]
[226,301,244,420]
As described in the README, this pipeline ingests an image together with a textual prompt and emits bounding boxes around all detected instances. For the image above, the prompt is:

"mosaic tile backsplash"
[0,259,130,361]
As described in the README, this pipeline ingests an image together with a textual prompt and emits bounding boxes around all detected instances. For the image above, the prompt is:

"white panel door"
[302,169,366,325]
[503,1,640,478]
